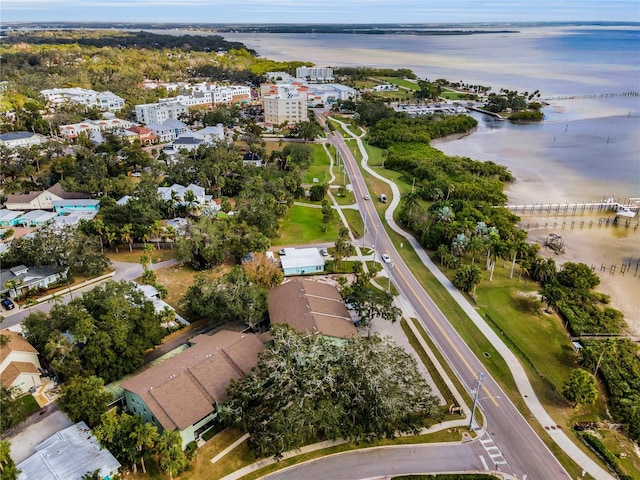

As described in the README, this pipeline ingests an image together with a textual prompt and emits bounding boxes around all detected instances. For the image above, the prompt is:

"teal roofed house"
[52,199,100,214]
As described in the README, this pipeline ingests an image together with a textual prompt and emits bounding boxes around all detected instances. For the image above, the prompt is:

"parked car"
[319,248,328,256]
[131,171,142,177]
[1,298,15,310]
[345,298,355,310]
[381,253,391,264]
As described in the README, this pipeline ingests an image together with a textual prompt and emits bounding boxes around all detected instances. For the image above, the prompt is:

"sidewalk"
[333,118,614,480]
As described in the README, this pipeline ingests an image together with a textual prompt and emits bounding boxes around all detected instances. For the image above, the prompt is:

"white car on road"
[381,254,391,264]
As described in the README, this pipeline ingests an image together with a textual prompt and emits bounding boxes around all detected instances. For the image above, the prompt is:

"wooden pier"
[504,199,640,216]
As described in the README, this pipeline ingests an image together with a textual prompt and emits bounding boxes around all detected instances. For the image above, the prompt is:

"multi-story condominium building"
[261,84,308,125]
[40,88,125,112]
[296,66,334,82]
[135,102,188,124]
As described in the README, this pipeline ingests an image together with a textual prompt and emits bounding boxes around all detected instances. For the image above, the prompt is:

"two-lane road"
[328,131,570,480]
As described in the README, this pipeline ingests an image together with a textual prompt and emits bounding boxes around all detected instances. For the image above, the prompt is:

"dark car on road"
[1,298,15,310]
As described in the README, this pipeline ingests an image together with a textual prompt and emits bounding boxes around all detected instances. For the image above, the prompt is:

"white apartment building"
[40,88,125,112]
[58,118,136,140]
[135,102,188,124]
[261,84,308,125]
[296,67,334,82]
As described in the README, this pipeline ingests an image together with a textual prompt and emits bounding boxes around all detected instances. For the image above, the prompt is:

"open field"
[272,204,339,246]
[379,77,421,91]
[302,143,333,184]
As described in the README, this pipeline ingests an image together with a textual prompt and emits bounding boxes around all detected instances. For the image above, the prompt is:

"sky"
[3,0,640,24]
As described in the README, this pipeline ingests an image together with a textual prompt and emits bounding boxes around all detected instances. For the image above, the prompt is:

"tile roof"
[268,279,356,339]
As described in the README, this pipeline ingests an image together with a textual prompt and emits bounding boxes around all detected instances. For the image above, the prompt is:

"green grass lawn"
[439,88,478,100]
[379,77,421,91]
[272,205,339,246]
[302,143,333,184]
[341,208,364,238]
[333,189,357,206]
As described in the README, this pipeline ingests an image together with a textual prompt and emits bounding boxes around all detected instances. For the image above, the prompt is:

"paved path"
[332,117,613,480]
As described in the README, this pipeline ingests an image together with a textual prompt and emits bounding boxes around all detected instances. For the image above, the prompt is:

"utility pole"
[469,372,485,430]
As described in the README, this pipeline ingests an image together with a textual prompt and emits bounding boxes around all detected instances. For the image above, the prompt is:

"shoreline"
[432,109,640,335]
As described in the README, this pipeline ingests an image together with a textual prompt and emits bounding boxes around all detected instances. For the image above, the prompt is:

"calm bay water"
[218,25,640,203]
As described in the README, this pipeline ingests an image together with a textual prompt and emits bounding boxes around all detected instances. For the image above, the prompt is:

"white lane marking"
[479,455,489,470]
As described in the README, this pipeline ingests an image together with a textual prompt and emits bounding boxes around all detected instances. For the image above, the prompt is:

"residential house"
[0,265,68,299]
[242,151,263,167]
[0,131,45,149]
[4,182,90,211]
[158,183,213,211]
[146,119,191,143]
[268,278,356,339]
[196,124,225,143]
[17,421,121,480]
[0,209,24,227]
[0,330,42,396]
[168,134,207,152]
[52,199,100,214]
[121,330,264,448]
[136,284,188,328]
[14,210,58,227]
[279,247,325,276]
[126,126,157,145]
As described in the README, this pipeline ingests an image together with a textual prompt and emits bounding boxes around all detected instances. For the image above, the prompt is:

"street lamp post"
[469,372,485,430]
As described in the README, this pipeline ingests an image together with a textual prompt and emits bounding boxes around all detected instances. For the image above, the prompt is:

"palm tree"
[436,205,455,224]
[401,191,421,217]
[119,224,134,252]
[4,279,24,301]
[163,225,177,249]
[104,227,117,253]
[150,220,164,250]
[467,236,485,265]
[183,189,200,217]
[130,422,158,474]
[157,430,187,480]
[450,233,469,258]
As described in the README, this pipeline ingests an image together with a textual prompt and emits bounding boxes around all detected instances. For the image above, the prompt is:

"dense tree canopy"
[221,325,442,459]
[23,281,164,382]
[180,267,268,329]
[3,224,109,277]
[57,375,112,428]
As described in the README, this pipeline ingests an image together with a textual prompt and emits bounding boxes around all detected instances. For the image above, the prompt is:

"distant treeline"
[2,30,253,54]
